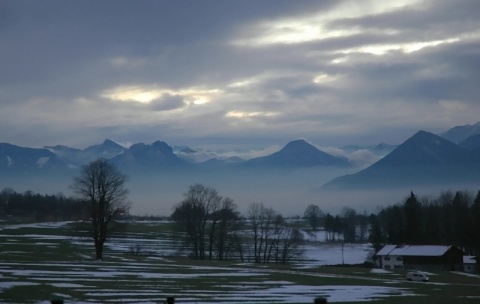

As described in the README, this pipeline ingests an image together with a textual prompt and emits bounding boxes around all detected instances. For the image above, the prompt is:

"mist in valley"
[91,166,480,217]
[3,161,478,218]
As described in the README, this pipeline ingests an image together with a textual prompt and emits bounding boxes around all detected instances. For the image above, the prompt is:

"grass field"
[1,220,479,303]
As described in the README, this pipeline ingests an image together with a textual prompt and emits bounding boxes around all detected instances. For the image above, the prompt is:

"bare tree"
[249,203,276,263]
[71,159,130,260]
[248,202,303,264]
[172,184,220,259]
[304,204,324,231]
[212,197,241,260]
[249,202,268,263]
[171,184,240,260]
[275,221,304,264]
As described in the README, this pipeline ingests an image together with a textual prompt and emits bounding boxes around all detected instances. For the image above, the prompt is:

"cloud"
[0,0,479,150]
[150,94,186,111]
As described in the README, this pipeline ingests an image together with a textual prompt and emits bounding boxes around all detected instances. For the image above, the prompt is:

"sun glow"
[102,86,221,105]
[232,0,419,47]
[226,111,277,119]
[102,87,163,103]
[313,74,337,84]
[337,38,460,56]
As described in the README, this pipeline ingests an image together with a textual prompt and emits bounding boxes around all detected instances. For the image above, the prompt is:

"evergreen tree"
[404,192,422,244]
[425,203,440,244]
[368,214,383,251]
[385,205,405,244]
[451,191,471,250]
[471,191,480,254]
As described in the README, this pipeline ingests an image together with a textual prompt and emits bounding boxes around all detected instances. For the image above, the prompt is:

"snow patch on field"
[0,221,421,304]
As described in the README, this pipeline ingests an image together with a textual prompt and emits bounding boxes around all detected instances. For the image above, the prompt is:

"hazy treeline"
[369,190,480,255]
[0,187,83,221]
[3,183,480,259]
[303,204,370,243]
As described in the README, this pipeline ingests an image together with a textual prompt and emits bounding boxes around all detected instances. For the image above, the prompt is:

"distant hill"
[459,134,480,152]
[440,122,480,144]
[198,156,245,169]
[46,139,126,165]
[243,139,350,169]
[323,131,480,189]
[341,143,397,157]
[0,143,69,176]
[110,140,193,172]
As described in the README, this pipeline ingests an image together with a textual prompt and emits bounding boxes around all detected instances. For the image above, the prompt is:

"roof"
[464,256,477,264]
[376,245,397,256]
[377,245,454,257]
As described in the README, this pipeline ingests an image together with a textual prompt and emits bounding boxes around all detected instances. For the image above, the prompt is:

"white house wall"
[381,255,404,270]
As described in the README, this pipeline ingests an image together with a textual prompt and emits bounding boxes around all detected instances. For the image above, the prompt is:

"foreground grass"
[1,220,479,303]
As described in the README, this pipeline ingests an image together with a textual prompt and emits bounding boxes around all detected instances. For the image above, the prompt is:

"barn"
[375,245,464,271]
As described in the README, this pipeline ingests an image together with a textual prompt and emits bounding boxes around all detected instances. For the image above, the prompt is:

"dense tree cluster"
[0,187,82,221]
[304,204,324,231]
[323,208,369,243]
[370,190,480,255]
[171,184,242,261]
[248,202,303,263]
[171,184,303,264]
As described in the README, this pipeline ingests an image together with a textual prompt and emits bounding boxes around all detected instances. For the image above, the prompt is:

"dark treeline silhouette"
[0,187,83,221]
[369,190,480,255]
[3,183,480,260]
[322,209,369,243]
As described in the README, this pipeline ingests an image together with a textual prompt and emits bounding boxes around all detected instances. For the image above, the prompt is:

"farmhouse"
[375,244,464,271]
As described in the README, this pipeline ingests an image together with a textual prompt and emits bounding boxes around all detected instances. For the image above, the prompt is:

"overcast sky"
[1,0,479,152]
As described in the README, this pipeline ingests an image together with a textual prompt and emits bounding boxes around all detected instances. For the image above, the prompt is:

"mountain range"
[1,138,354,176]
[1,122,480,193]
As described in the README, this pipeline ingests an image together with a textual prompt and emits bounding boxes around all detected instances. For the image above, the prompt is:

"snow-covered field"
[0,220,462,303]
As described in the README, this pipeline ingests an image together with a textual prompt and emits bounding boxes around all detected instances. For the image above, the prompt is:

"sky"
[1,0,480,153]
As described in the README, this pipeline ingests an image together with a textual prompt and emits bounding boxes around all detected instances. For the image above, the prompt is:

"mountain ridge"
[242,139,351,169]
[2,121,480,185]
[323,130,480,189]
[440,122,480,144]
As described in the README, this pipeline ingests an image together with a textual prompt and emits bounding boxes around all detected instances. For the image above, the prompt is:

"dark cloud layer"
[1,0,479,150]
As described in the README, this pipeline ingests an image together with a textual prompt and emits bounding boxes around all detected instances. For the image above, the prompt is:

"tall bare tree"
[172,184,240,260]
[304,204,324,231]
[71,159,130,260]
[248,202,277,263]
[212,197,241,260]
[248,202,303,264]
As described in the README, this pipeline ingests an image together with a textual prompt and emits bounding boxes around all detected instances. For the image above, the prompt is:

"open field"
[1,220,480,303]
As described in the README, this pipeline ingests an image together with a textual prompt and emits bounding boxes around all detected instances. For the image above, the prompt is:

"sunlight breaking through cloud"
[338,38,460,56]
[101,85,221,105]
[232,0,419,46]
[226,111,278,119]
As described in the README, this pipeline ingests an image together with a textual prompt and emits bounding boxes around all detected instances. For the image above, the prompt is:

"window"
[396,257,403,261]
[384,257,390,261]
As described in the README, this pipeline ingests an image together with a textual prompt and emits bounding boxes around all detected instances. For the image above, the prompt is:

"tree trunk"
[95,240,103,260]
